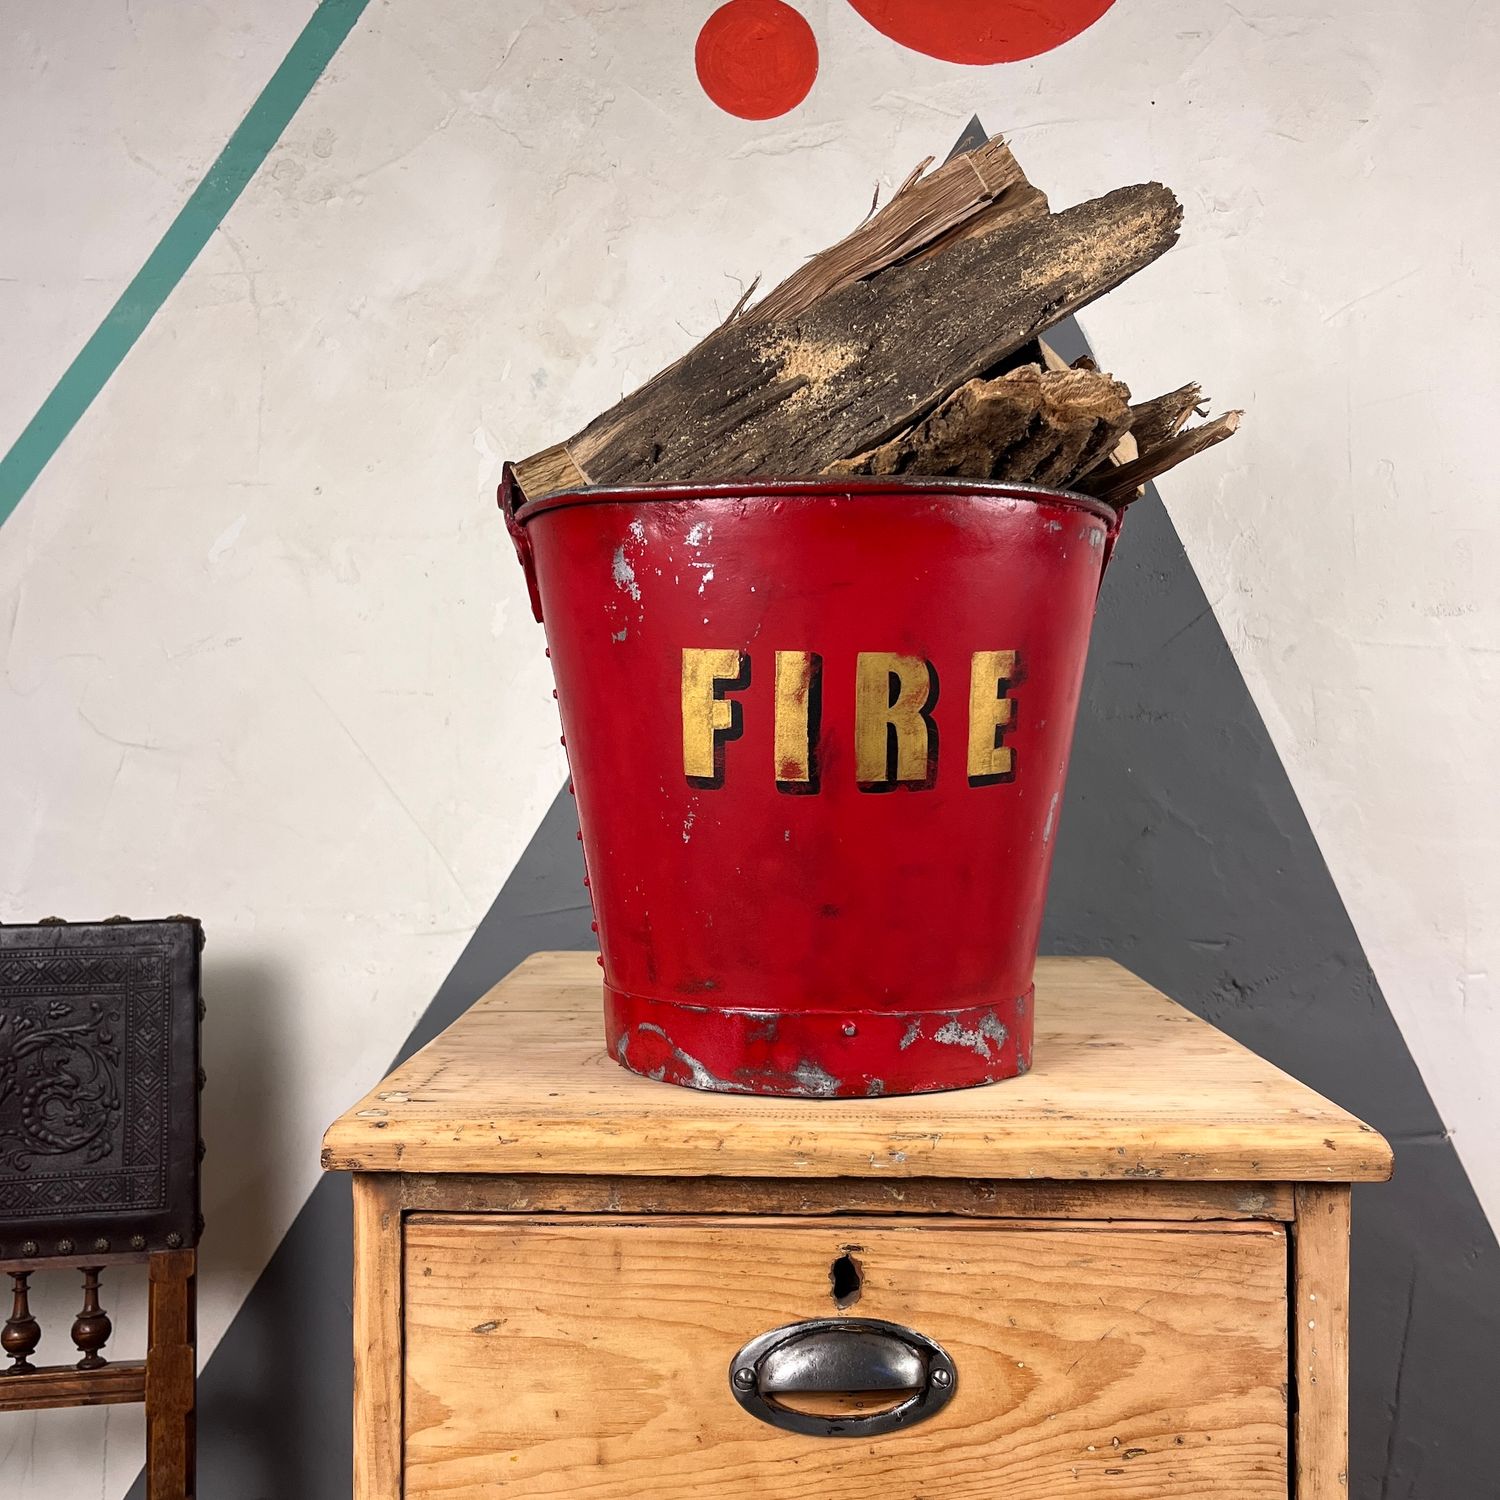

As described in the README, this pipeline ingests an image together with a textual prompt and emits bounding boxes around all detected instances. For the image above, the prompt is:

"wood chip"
[1079,410,1242,504]
[1127,383,1202,452]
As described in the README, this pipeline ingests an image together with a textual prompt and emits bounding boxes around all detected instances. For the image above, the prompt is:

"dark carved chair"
[0,916,203,1499]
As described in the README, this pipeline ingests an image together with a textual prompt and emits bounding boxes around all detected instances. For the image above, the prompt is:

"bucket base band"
[604,985,1034,1098]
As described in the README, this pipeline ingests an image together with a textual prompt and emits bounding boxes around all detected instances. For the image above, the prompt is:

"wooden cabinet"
[323,954,1391,1499]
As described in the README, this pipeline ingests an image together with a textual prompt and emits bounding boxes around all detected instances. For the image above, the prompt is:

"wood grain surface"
[323,953,1391,1183]
[391,1173,1296,1222]
[352,1176,404,1500]
[144,1248,197,1500]
[0,1359,146,1413]
[1293,1184,1352,1498]
[402,1214,1289,1499]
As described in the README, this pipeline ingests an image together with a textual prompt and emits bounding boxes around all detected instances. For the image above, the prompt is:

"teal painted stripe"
[0,0,370,529]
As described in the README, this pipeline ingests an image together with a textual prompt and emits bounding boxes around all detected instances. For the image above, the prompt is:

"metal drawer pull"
[729,1317,957,1437]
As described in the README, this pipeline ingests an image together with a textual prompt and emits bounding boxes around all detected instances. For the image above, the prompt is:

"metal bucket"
[502,469,1120,1097]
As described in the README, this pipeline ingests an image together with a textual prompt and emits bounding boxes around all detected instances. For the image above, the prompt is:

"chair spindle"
[3,1271,41,1375]
[72,1266,112,1370]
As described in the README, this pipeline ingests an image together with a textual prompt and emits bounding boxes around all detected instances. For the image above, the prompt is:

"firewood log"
[742,135,1048,326]
[512,183,1184,499]
[824,366,1131,486]
[1127,383,1203,452]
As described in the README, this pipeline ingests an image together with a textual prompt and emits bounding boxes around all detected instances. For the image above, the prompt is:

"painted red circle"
[843,0,1117,64]
[695,0,819,120]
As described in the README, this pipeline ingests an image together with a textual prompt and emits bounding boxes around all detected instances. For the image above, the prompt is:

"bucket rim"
[515,475,1118,529]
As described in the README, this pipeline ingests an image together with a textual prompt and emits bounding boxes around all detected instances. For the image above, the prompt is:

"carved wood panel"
[0,920,202,1260]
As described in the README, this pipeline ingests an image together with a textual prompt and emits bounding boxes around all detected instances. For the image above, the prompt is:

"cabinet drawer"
[403,1214,1288,1499]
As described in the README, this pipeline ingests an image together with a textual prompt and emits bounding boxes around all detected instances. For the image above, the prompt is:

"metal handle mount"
[498,462,544,624]
[728,1317,957,1438]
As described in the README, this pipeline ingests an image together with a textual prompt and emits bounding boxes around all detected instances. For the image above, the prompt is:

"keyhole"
[830,1250,863,1309]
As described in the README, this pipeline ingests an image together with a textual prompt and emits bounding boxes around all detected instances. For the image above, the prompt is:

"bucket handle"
[499,461,545,623]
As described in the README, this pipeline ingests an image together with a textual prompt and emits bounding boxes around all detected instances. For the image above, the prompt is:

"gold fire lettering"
[773,650,818,787]
[682,647,745,782]
[855,652,936,786]
[967,649,1018,783]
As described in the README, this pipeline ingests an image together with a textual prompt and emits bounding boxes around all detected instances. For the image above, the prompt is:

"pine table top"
[322,951,1392,1183]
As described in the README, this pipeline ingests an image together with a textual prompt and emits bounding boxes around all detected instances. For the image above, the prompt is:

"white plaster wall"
[0,0,315,447]
[1,2,1498,1493]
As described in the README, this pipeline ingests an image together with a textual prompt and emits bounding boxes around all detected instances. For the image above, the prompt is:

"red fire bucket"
[502,471,1121,1097]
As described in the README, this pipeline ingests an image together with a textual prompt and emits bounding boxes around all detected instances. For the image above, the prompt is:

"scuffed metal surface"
[790,1059,840,1098]
[932,1011,1009,1060]
[607,986,1035,1098]
[616,1022,736,1093]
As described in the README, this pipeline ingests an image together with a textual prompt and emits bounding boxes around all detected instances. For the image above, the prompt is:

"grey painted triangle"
[945,113,989,160]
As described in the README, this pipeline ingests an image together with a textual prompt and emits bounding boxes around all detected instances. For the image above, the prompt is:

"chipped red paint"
[503,474,1120,1096]
[608,989,1032,1098]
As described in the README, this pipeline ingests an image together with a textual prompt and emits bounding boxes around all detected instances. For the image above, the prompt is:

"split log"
[513,183,1184,499]
[741,135,1048,326]
[1039,338,1138,470]
[1127,382,1202,452]
[825,365,1131,487]
[1079,410,1242,504]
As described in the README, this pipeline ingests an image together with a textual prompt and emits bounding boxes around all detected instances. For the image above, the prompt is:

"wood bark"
[742,135,1047,326]
[826,365,1131,488]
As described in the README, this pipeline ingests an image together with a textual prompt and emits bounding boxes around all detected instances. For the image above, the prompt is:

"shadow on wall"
[199,953,296,1291]
[123,793,597,1500]
[174,949,316,1498]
